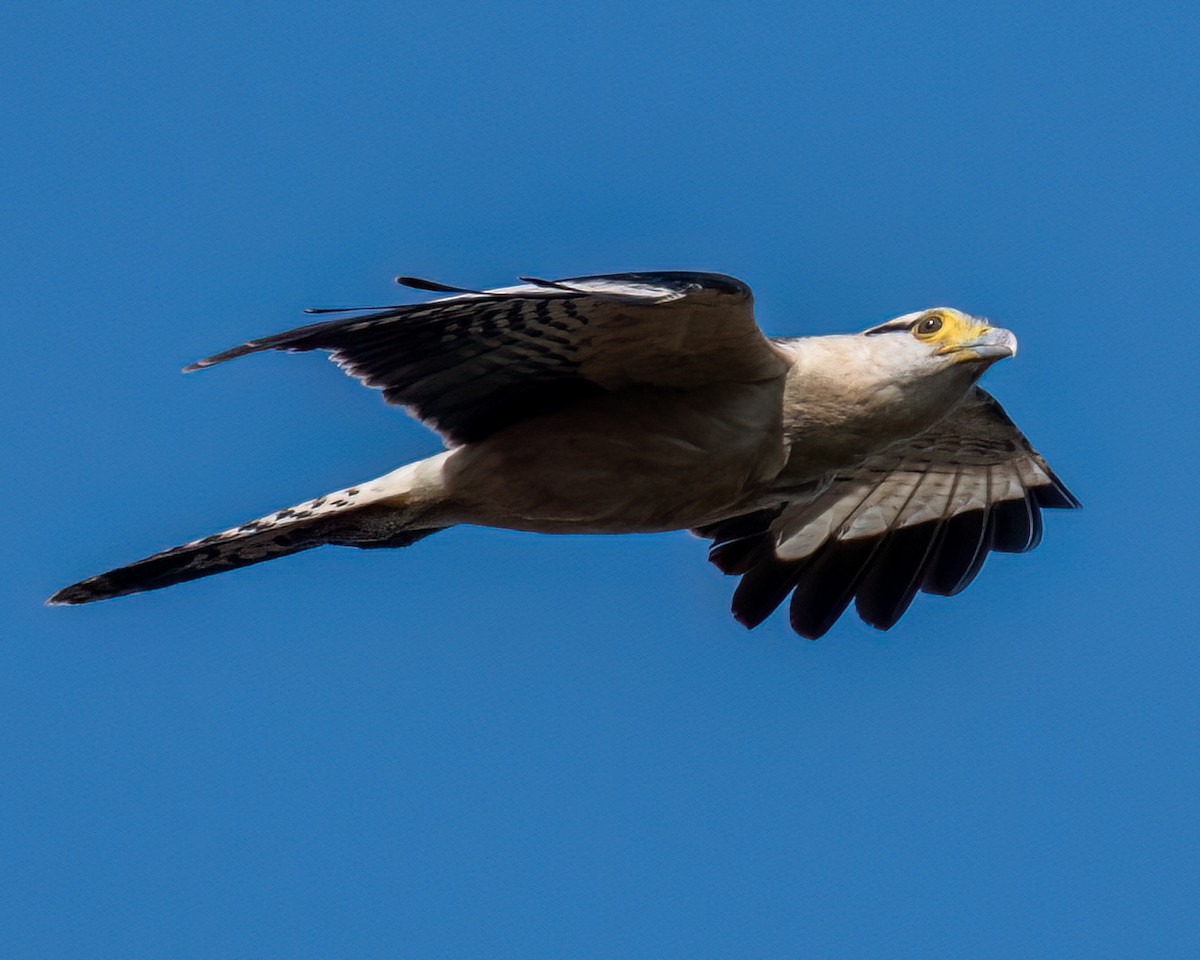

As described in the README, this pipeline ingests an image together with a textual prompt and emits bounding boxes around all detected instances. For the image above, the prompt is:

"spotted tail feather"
[49,459,451,604]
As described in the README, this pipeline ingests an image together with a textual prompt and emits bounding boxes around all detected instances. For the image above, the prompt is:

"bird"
[49,271,1079,638]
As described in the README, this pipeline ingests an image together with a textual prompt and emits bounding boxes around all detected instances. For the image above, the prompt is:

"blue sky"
[4,1,1198,956]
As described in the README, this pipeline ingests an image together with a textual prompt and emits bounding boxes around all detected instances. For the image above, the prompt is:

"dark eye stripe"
[863,320,914,337]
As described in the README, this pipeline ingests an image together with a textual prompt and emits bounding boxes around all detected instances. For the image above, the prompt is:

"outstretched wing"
[698,389,1080,639]
[186,272,787,445]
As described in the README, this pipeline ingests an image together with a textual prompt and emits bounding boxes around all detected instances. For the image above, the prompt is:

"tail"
[48,455,453,605]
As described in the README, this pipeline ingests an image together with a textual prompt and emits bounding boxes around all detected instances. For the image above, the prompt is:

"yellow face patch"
[909,309,994,357]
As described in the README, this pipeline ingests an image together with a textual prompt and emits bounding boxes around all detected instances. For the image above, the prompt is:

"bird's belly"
[441,383,787,533]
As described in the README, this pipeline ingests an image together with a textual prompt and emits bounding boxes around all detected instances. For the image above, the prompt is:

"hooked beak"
[939,326,1018,363]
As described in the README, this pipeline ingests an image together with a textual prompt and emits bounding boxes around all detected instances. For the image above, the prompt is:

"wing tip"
[46,578,109,606]
[180,339,277,373]
[1034,475,1082,510]
[731,609,762,631]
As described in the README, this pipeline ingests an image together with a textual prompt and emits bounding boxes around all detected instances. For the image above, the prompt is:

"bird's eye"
[915,315,944,337]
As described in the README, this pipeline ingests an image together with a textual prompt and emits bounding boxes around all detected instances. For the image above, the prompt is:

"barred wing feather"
[700,389,1079,639]
[184,272,787,445]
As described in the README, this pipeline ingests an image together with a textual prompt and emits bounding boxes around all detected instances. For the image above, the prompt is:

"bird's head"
[791,308,1019,449]
[781,307,1020,468]
[862,307,1017,373]
[843,307,1018,436]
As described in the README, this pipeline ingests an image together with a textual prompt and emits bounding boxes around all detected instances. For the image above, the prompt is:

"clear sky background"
[4,1,1198,957]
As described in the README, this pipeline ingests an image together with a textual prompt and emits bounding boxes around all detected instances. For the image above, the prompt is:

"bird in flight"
[50,271,1078,638]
